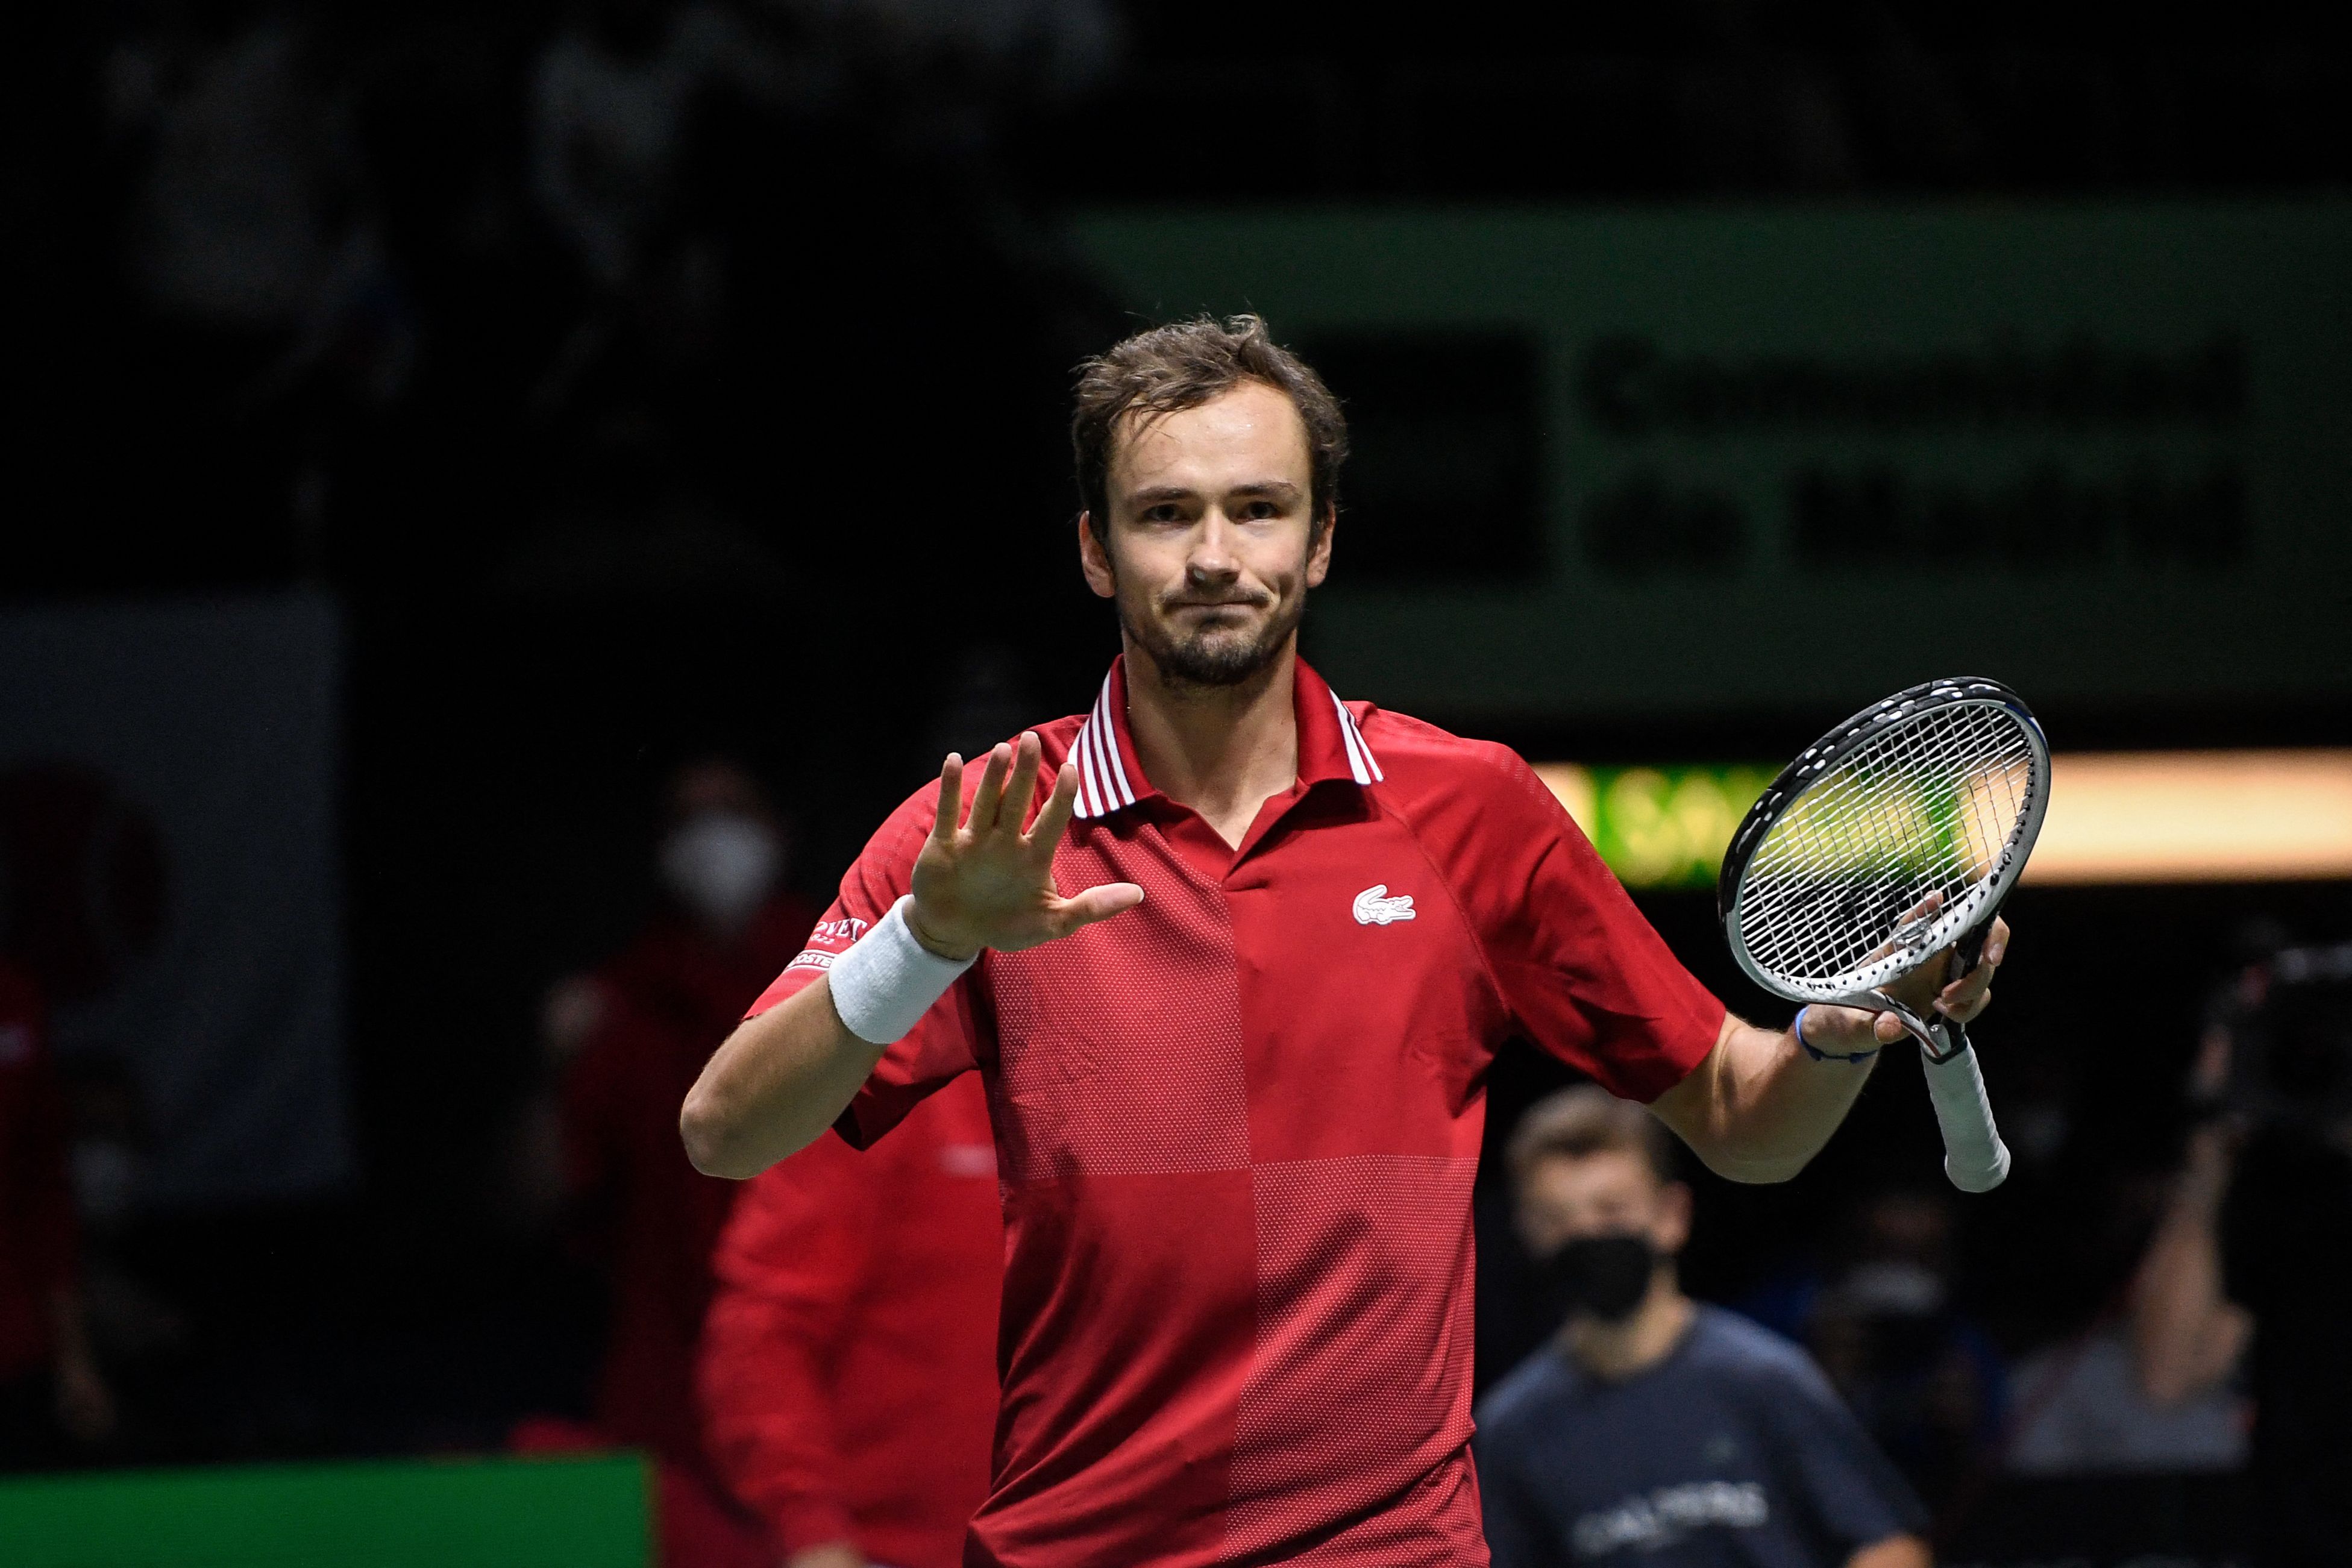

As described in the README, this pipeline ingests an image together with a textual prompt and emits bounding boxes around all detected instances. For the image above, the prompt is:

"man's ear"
[1078,512,1115,599]
[1654,1181,1694,1256]
[1305,503,1336,589]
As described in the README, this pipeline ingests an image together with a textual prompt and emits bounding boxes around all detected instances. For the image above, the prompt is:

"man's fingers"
[968,741,1013,833]
[931,753,965,840]
[1934,918,2010,1014]
[1001,733,1043,835]
[1939,961,1995,1014]
[1944,986,1992,1024]
[1025,762,1080,855]
[1052,881,1145,934]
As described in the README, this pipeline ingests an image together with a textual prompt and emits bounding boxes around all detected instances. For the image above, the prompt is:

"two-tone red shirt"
[748,656,1726,1567]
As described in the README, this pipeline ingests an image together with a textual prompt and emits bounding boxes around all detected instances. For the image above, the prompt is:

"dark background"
[6,0,2351,1551]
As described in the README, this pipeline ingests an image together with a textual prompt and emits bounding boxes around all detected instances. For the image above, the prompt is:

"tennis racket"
[1717,678,2050,1193]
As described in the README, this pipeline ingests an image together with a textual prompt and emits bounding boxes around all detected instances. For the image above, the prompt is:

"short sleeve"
[1458,747,1725,1103]
[744,786,986,1149]
[1756,1347,1930,1555]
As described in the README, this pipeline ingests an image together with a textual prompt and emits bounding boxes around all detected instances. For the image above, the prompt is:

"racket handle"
[1920,1030,2012,1193]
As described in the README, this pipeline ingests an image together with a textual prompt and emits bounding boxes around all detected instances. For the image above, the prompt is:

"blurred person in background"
[1740,1188,2005,1512]
[1478,1087,1929,1568]
[57,1053,186,1454]
[0,959,114,1468]
[530,0,780,293]
[699,1073,1002,1568]
[550,758,817,1526]
[2001,1164,2246,1477]
[1799,1191,2004,1511]
[2133,940,2352,1567]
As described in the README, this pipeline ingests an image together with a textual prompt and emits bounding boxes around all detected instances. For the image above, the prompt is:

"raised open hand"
[905,732,1144,962]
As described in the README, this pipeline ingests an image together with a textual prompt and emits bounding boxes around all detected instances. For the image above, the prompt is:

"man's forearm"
[1651,1015,1877,1184]
[681,980,883,1178]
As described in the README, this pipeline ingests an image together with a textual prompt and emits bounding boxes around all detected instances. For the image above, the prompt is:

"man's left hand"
[1802,917,2011,1055]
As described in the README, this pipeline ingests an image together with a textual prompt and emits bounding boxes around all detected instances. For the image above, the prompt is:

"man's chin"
[1144,626,1285,688]
[1165,643,1275,687]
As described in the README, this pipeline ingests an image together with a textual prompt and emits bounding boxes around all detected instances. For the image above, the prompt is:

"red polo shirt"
[747,657,1725,1568]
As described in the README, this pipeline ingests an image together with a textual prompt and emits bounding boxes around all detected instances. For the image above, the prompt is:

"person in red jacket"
[559,759,818,1476]
[700,1070,1002,1568]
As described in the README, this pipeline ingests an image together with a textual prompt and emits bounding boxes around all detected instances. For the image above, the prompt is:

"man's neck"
[1564,1282,1694,1382]
[1121,636,1301,849]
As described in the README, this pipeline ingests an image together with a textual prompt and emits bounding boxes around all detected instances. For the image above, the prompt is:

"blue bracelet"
[1795,1005,1880,1064]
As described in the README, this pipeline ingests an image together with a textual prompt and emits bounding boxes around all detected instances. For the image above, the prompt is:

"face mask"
[659,812,779,932]
[1542,1232,1658,1323]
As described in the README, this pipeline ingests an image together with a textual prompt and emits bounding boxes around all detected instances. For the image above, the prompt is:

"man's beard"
[1120,586,1305,691]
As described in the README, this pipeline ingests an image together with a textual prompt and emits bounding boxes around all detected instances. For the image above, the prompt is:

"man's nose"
[1187,511,1242,581]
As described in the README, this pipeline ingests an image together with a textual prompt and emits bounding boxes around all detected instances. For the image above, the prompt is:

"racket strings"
[1739,703,2035,990]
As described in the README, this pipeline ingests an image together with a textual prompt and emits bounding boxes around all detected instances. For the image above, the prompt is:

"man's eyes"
[1135,499,1288,523]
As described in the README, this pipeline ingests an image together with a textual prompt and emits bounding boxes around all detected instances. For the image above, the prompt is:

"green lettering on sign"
[1541,764,1777,889]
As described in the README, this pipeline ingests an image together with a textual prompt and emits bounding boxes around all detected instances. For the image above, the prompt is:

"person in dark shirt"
[1477,1087,1929,1568]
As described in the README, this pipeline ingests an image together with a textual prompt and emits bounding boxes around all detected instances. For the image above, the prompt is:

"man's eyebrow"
[1124,478,1303,506]
[1126,484,1198,506]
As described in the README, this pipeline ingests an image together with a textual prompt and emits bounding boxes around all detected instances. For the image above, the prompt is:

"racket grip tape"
[1920,1038,2012,1193]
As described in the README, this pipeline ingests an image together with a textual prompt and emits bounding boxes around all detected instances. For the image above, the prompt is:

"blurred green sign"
[1072,205,2352,721]
[1539,763,1775,889]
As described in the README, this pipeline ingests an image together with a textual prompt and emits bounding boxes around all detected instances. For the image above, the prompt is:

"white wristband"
[826,896,976,1046]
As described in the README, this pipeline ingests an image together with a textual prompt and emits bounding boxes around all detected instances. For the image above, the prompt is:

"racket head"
[1719,677,2049,1006]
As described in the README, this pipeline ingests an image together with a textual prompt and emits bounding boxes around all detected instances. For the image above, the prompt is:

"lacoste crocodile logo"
[1352,885,1417,926]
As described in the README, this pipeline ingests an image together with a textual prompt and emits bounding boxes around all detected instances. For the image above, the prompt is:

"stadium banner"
[0,592,353,1208]
[1070,204,2352,722]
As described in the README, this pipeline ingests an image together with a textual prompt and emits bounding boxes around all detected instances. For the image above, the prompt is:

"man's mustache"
[1161,592,1273,612]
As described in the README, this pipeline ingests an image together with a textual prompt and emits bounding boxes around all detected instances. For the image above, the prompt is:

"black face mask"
[1541,1233,1658,1323]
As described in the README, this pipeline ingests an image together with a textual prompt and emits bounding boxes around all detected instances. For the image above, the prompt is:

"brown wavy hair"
[1507,1085,1680,1188]
[1071,315,1348,541]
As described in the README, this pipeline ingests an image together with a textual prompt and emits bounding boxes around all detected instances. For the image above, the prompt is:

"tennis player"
[680,316,2010,1567]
